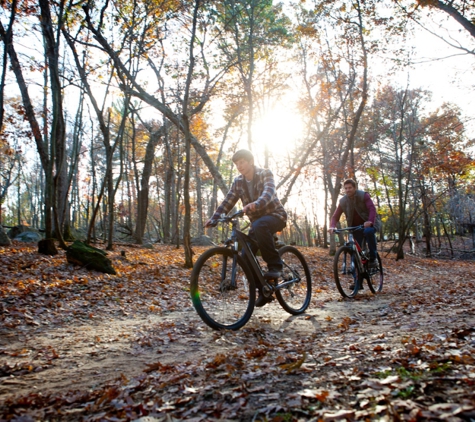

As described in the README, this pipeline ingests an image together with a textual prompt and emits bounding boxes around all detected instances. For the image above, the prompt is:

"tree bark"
[135,127,164,244]
[39,0,68,250]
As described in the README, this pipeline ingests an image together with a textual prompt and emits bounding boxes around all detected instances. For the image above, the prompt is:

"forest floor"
[0,240,474,421]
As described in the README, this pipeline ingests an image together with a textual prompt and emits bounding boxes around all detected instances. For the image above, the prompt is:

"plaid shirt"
[211,167,287,223]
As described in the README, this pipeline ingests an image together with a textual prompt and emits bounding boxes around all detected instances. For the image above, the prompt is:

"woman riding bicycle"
[205,149,287,307]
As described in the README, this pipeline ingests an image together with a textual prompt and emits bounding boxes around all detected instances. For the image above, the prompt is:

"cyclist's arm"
[208,181,240,223]
[205,219,217,228]
[329,205,343,231]
[364,193,377,228]
[243,202,256,214]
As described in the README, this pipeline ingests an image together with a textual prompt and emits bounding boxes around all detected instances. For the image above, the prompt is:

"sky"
[246,3,475,223]
[244,3,475,171]
[377,8,475,137]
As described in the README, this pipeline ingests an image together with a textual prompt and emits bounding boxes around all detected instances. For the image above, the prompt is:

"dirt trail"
[1,292,394,400]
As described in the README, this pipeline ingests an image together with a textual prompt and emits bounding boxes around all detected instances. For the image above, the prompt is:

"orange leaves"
[338,316,356,331]
[96,387,120,406]
[296,24,319,37]
[45,347,60,360]
[208,353,227,368]
[278,352,307,374]
[299,388,330,402]
[6,348,30,357]
[144,362,165,373]
[451,354,475,365]
[245,346,267,359]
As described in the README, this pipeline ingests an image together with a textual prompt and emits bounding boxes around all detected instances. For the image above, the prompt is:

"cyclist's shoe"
[255,292,274,307]
[369,259,378,270]
[264,269,281,280]
[349,281,363,290]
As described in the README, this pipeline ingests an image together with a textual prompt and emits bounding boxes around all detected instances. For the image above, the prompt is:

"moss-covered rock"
[66,241,116,275]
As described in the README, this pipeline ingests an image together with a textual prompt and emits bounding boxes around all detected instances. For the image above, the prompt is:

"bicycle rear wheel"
[366,253,383,293]
[275,246,312,314]
[333,246,359,298]
[190,247,255,330]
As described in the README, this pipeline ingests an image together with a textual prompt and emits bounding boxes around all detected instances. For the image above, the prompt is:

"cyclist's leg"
[353,231,364,252]
[250,215,286,274]
[363,227,377,260]
[240,244,259,282]
[352,230,365,289]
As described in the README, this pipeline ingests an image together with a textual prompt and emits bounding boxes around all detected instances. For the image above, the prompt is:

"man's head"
[232,149,254,165]
[343,178,357,198]
[232,149,254,180]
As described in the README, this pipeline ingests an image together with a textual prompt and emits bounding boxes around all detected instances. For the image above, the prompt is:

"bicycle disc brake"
[219,278,237,292]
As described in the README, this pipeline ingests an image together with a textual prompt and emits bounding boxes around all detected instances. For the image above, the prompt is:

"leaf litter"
[1,242,474,421]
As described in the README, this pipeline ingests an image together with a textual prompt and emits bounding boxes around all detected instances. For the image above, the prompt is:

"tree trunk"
[135,127,163,244]
[183,127,193,268]
[0,11,57,253]
[422,194,432,257]
[39,0,68,250]
[194,156,204,236]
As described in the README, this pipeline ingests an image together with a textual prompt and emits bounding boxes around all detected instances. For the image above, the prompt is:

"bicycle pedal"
[255,294,274,307]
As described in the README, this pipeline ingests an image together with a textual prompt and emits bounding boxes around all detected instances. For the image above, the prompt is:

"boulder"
[66,240,116,275]
[0,226,11,246]
[14,231,43,243]
[7,225,33,239]
[191,235,216,246]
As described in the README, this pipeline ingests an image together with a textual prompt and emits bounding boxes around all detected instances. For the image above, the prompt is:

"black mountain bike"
[333,225,383,298]
[190,210,312,330]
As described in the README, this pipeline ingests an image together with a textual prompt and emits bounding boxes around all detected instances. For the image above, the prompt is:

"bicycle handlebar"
[332,225,364,234]
[208,210,245,226]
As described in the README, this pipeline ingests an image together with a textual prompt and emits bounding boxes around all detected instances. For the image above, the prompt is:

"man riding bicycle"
[329,178,381,268]
[205,149,287,307]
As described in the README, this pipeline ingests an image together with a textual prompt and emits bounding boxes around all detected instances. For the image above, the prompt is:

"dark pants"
[354,227,377,260]
[248,215,286,271]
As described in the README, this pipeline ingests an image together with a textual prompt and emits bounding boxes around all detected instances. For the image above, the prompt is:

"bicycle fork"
[342,246,364,286]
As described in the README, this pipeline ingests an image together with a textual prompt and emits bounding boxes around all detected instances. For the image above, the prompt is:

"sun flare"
[252,104,304,158]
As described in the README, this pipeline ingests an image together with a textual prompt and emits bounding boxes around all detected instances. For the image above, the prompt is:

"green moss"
[66,241,116,274]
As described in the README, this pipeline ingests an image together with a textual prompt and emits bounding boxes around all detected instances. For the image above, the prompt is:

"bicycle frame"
[222,213,302,295]
[336,226,368,276]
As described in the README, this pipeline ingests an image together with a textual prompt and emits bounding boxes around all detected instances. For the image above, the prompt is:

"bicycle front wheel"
[275,246,312,314]
[333,247,359,298]
[190,247,256,330]
[366,253,383,293]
